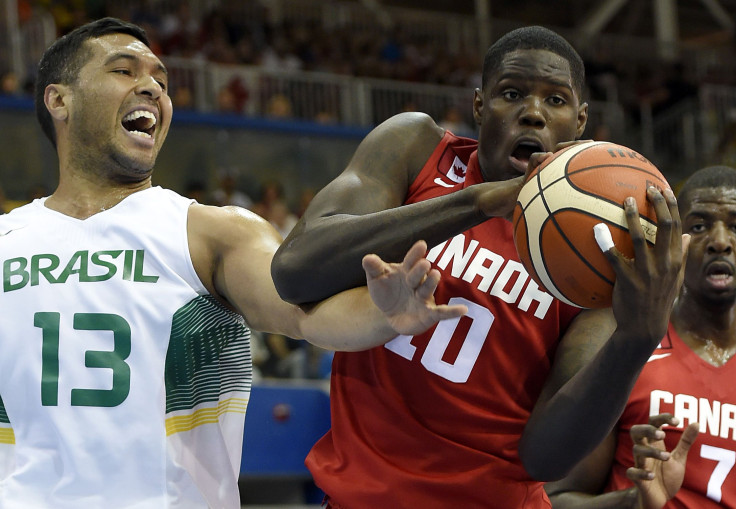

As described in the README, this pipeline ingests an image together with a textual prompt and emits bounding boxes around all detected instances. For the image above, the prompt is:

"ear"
[575,101,589,139]
[472,88,483,126]
[44,84,70,122]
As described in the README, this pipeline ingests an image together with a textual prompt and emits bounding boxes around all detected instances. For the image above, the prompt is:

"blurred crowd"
[6,1,731,117]
[3,0,734,132]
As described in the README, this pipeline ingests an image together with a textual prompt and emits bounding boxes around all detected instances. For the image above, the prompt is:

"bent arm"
[545,433,639,509]
[520,309,665,481]
[520,188,685,481]
[271,112,525,304]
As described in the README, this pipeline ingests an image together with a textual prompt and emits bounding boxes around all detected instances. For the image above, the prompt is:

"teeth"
[123,110,156,125]
[129,130,152,138]
[709,274,731,280]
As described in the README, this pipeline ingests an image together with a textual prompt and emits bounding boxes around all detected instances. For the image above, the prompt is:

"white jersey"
[0,187,252,508]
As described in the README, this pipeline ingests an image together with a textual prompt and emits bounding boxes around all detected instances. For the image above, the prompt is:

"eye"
[113,68,132,76]
[156,79,167,92]
[547,95,566,106]
[690,223,706,234]
[501,89,521,101]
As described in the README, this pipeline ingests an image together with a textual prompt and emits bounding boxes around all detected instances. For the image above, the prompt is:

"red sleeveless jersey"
[306,131,581,508]
[606,323,736,508]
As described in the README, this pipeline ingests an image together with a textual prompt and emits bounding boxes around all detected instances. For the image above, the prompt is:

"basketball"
[512,141,671,309]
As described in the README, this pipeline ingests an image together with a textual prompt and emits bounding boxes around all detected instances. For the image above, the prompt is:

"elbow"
[518,436,569,482]
[271,247,311,304]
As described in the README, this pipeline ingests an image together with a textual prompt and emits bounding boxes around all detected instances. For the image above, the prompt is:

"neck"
[672,293,736,366]
[46,171,151,220]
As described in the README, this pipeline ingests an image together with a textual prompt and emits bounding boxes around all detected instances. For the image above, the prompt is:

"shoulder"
[187,203,281,288]
[371,111,445,144]
[352,112,446,182]
[188,203,278,247]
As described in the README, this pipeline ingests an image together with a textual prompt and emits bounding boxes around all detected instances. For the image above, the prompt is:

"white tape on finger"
[594,223,615,252]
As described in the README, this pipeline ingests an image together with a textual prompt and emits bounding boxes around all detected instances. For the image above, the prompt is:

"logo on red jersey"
[437,149,468,184]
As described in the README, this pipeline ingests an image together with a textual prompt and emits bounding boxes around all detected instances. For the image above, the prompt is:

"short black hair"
[678,165,736,213]
[481,26,585,97]
[34,17,149,147]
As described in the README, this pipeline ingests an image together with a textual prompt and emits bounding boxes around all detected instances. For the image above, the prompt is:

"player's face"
[473,49,587,182]
[681,186,736,305]
[66,33,172,180]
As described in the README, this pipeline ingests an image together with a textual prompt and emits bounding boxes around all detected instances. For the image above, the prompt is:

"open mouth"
[510,140,544,171]
[706,261,735,289]
[122,110,156,139]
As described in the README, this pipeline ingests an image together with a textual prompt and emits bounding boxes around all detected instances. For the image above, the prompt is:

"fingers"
[650,187,678,269]
[362,240,429,282]
[361,253,387,280]
[624,194,650,266]
[648,413,678,428]
[401,240,428,268]
[594,223,626,271]
[526,152,553,181]
[431,303,468,321]
[629,414,675,469]
[627,465,656,482]
[671,422,700,462]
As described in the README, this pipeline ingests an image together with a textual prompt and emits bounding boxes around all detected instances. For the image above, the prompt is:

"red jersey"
[606,323,736,508]
[306,132,581,508]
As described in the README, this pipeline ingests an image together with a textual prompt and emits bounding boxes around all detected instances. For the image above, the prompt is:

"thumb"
[670,422,699,464]
[362,253,386,279]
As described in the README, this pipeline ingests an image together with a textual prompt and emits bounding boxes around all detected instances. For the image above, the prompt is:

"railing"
[630,85,736,183]
[165,55,627,142]
[168,55,477,132]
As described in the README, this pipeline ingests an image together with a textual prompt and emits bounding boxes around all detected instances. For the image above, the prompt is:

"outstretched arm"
[546,414,699,509]
[188,203,465,350]
[271,112,527,304]
[519,188,689,480]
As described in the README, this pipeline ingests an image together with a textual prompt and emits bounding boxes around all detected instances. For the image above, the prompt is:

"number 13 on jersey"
[35,311,132,407]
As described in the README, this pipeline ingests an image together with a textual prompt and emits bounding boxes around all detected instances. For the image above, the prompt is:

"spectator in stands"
[159,3,200,55]
[210,167,253,209]
[171,85,194,110]
[295,187,316,218]
[714,109,736,167]
[252,179,297,238]
[260,30,303,72]
[437,105,474,137]
[264,93,293,119]
[0,72,21,96]
[183,180,208,205]
[215,77,248,114]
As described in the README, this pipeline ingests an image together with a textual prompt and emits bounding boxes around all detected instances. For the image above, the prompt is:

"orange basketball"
[512,141,670,309]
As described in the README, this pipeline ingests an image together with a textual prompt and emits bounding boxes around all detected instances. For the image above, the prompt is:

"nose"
[519,97,546,128]
[707,222,733,255]
[136,75,163,99]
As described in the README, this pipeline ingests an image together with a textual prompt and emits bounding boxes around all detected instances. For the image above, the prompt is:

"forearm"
[550,489,639,509]
[520,328,653,480]
[296,287,396,351]
[272,187,487,304]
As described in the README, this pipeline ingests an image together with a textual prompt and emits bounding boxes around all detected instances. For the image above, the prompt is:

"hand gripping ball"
[512,141,671,309]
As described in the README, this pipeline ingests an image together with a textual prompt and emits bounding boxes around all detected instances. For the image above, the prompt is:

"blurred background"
[1,0,735,506]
